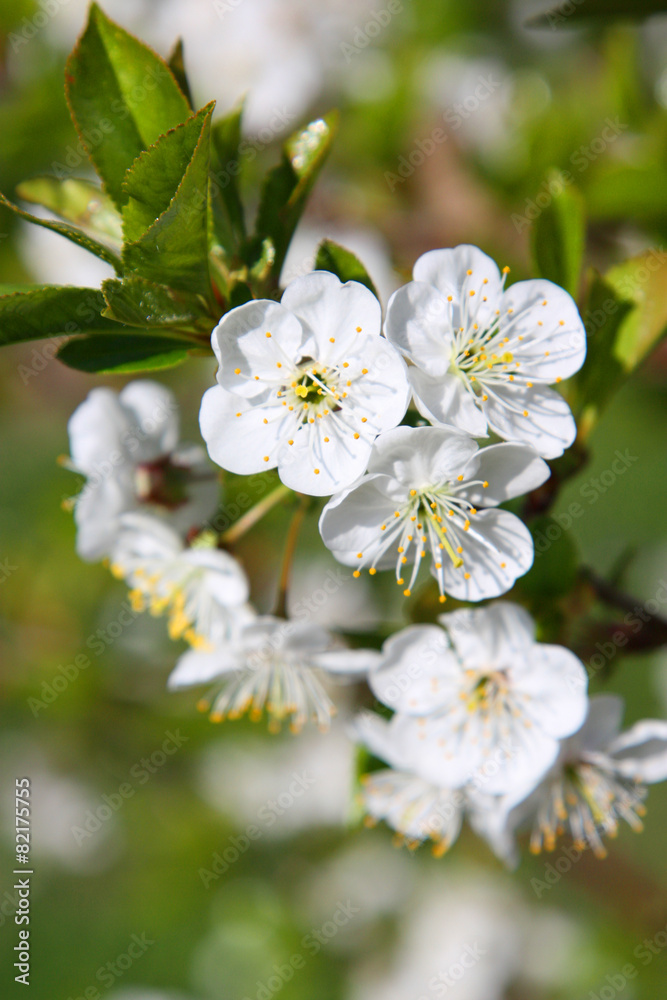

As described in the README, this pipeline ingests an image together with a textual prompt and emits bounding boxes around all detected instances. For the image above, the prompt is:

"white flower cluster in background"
[64,243,667,864]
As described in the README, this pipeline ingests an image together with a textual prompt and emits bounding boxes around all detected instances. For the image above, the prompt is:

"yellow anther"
[263,455,270,462]
[353,570,360,578]
[265,331,272,338]
[314,468,320,474]
[369,567,377,575]
[234,367,241,374]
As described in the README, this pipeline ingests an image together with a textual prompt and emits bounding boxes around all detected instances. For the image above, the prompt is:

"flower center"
[352,476,489,600]
[283,359,344,424]
[530,762,648,858]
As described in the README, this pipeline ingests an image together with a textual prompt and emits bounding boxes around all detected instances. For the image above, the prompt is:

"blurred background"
[2,1,667,997]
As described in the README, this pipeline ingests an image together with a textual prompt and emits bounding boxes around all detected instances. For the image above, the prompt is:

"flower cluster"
[62,244,667,865]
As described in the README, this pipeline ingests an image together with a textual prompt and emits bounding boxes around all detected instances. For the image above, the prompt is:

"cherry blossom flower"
[168,615,376,732]
[367,603,589,794]
[503,694,667,858]
[319,425,549,602]
[384,244,586,458]
[66,381,217,561]
[109,513,250,648]
[199,271,410,496]
[353,711,511,859]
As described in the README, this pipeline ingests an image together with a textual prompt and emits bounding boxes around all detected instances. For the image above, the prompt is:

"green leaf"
[571,272,632,430]
[210,104,246,253]
[606,251,667,368]
[526,0,667,28]
[122,106,214,299]
[121,103,214,243]
[65,3,190,207]
[0,191,122,272]
[314,239,379,297]
[570,252,667,438]
[253,112,338,282]
[167,38,194,109]
[0,286,137,347]
[102,277,211,331]
[58,333,192,374]
[529,171,585,298]
[15,177,123,251]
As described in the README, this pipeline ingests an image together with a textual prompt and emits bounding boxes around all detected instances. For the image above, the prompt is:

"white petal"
[513,645,588,739]
[438,602,536,667]
[384,281,453,375]
[119,380,179,459]
[460,442,550,507]
[437,508,534,601]
[352,711,405,770]
[68,387,129,473]
[211,299,304,395]
[576,693,624,753]
[414,245,503,328]
[604,720,667,783]
[199,385,286,474]
[500,278,586,380]
[368,425,479,487]
[74,476,135,561]
[167,646,239,689]
[281,270,382,362]
[409,368,489,437]
[369,624,460,714]
[361,770,463,846]
[183,548,250,605]
[278,419,372,496]
[354,336,411,431]
[114,510,183,559]
[319,474,401,563]
[314,648,382,675]
[483,382,577,459]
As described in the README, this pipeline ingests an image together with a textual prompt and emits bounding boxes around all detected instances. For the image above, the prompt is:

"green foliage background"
[1,1,667,998]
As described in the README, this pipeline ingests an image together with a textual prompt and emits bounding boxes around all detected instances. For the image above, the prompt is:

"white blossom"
[200,271,410,495]
[367,603,589,794]
[168,615,377,732]
[385,244,586,458]
[109,513,250,648]
[319,425,549,602]
[353,711,511,859]
[503,694,667,858]
[66,381,217,561]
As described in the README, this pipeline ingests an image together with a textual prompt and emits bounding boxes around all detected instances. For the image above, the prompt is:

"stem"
[275,494,311,618]
[220,483,292,545]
